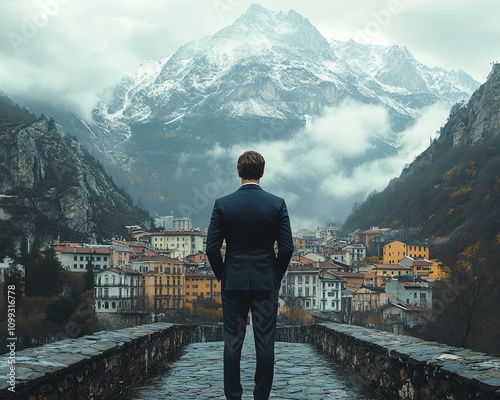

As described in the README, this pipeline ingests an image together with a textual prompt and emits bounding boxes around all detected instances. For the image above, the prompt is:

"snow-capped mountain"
[83,4,480,225]
[93,4,477,144]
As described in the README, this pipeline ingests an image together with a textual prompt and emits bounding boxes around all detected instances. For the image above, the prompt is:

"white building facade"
[282,266,319,311]
[318,270,343,312]
[94,268,142,313]
[55,245,112,272]
[385,279,433,308]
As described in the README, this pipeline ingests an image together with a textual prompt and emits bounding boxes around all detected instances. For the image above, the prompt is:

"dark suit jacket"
[206,184,293,291]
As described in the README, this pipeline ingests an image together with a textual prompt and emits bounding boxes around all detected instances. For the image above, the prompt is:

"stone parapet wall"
[2,322,499,399]
[276,323,500,400]
[0,323,222,400]
[95,312,151,330]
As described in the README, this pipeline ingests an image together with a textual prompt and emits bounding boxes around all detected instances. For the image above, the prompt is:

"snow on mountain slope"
[330,39,478,101]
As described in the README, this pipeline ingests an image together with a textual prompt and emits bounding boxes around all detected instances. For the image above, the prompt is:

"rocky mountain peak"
[232,4,332,56]
[440,63,500,147]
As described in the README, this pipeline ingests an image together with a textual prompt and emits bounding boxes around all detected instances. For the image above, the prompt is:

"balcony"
[96,294,123,300]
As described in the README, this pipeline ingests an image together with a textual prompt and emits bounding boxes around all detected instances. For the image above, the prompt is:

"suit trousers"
[222,289,279,400]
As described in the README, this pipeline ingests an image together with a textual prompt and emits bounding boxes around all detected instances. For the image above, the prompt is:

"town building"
[0,256,12,283]
[111,241,133,268]
[350,227,391,247]
[185,272,221,304]
[366,263,413,278]
[384,279,432,309]
[154,215,192,231]
[382,240,430,264]
[54,243,112,272]
[142,230,204,258]
[398,256,448,280]
[317,269,343,312]
[352,286,384,312]
[94,268,143,313]
[131,255,185,312]
[343,243,366,266]
[293,237,307,253]
[381,302,427,330]
[186,253,207,265]
[282,265,319,310]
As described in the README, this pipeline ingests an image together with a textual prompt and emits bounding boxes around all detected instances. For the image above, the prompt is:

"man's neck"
[241,179,260,185]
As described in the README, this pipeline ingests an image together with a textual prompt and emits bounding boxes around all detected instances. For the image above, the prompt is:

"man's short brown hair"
[237,151,265,180]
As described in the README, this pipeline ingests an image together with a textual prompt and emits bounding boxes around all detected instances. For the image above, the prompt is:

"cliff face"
[0,101,149,247]
[440,63,500,148]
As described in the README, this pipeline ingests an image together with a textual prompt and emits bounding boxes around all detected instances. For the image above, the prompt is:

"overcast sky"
[1,0,499,228]
[1,0,498,117]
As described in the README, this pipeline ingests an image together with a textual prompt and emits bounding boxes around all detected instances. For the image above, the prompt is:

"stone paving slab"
[124,330,381,400]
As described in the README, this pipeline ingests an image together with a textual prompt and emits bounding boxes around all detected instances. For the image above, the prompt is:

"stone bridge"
[1,323,500,399]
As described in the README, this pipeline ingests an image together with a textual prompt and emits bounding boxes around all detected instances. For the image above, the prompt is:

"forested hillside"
[341,65,500,354]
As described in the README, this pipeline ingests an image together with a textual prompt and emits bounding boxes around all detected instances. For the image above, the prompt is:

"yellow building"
[366,263,413,278]
[293,237,307,252]
[132,255,185,312]
[352,287,384,312]
[429,259,449,280]
[382,240,430,264]
[185,272,221,304]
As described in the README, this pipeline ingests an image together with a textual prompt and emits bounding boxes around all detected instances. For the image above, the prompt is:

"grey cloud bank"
[0,0,498,117]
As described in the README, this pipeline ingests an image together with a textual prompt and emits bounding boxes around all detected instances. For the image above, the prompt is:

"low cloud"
[206,100,449,226]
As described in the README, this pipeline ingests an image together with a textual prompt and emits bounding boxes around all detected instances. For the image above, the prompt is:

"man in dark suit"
[206,150,294,400]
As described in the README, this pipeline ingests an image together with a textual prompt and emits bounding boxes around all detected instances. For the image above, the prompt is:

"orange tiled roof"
[56,246,111,254]
[133,255,183,263]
